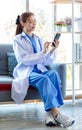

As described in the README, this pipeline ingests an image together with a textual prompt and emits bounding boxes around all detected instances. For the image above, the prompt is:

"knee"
[49,70,58,77]
[49,70,61,82]
[41,75,49,82]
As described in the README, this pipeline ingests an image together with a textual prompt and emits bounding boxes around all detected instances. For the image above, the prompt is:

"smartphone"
[52,33,61,47]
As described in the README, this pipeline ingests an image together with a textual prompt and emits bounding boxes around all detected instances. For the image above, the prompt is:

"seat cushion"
[0,75,13,84]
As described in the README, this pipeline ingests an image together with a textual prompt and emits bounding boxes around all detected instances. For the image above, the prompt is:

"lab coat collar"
[21,32,39,41]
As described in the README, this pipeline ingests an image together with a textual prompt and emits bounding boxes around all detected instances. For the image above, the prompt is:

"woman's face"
[23,15,37,33]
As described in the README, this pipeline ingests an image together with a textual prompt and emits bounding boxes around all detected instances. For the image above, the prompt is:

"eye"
[29,20,36,24]
[29,21,33,23]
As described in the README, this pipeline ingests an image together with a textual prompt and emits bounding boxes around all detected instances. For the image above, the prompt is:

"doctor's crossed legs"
[29,70,75,127]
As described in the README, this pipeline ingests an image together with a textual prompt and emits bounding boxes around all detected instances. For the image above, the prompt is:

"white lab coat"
[11,32,56,104]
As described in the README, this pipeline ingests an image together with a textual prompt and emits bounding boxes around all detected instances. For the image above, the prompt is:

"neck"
[24,32,34,38]
[24,30,33,37]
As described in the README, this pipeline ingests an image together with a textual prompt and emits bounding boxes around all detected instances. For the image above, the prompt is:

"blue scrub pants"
[29,70,64,111]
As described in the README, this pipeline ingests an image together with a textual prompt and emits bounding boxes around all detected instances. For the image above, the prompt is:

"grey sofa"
[0,44,66,102]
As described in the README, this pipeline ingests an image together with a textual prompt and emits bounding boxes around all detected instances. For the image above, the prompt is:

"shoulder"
[13,34,22,41]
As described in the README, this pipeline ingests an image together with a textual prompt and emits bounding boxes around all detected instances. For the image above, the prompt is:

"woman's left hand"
[50,40,59,55]
[51,40,59,49]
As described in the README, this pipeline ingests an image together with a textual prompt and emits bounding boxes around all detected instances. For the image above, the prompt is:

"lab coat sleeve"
[43,51,56,66]
[13,39,47,65]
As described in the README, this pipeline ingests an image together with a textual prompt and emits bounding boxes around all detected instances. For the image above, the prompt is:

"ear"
[20,21,25,27]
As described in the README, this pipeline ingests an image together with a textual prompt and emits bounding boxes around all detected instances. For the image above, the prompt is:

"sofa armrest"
[46,63,66,98]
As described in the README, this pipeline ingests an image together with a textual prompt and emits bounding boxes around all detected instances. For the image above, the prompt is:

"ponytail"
[15,15,22,35]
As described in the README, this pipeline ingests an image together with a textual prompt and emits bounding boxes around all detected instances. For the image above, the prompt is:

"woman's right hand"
[43,41,50,54]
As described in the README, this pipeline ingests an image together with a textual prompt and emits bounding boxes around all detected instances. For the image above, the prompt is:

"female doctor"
[11,12,75,127]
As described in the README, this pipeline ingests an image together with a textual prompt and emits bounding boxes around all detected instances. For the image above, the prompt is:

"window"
[0,0,26,43]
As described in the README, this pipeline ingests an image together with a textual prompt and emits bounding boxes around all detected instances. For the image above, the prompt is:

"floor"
[0,99,82,130]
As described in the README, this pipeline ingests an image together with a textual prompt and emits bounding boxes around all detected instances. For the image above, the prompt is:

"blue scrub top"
[26,34,41,73]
